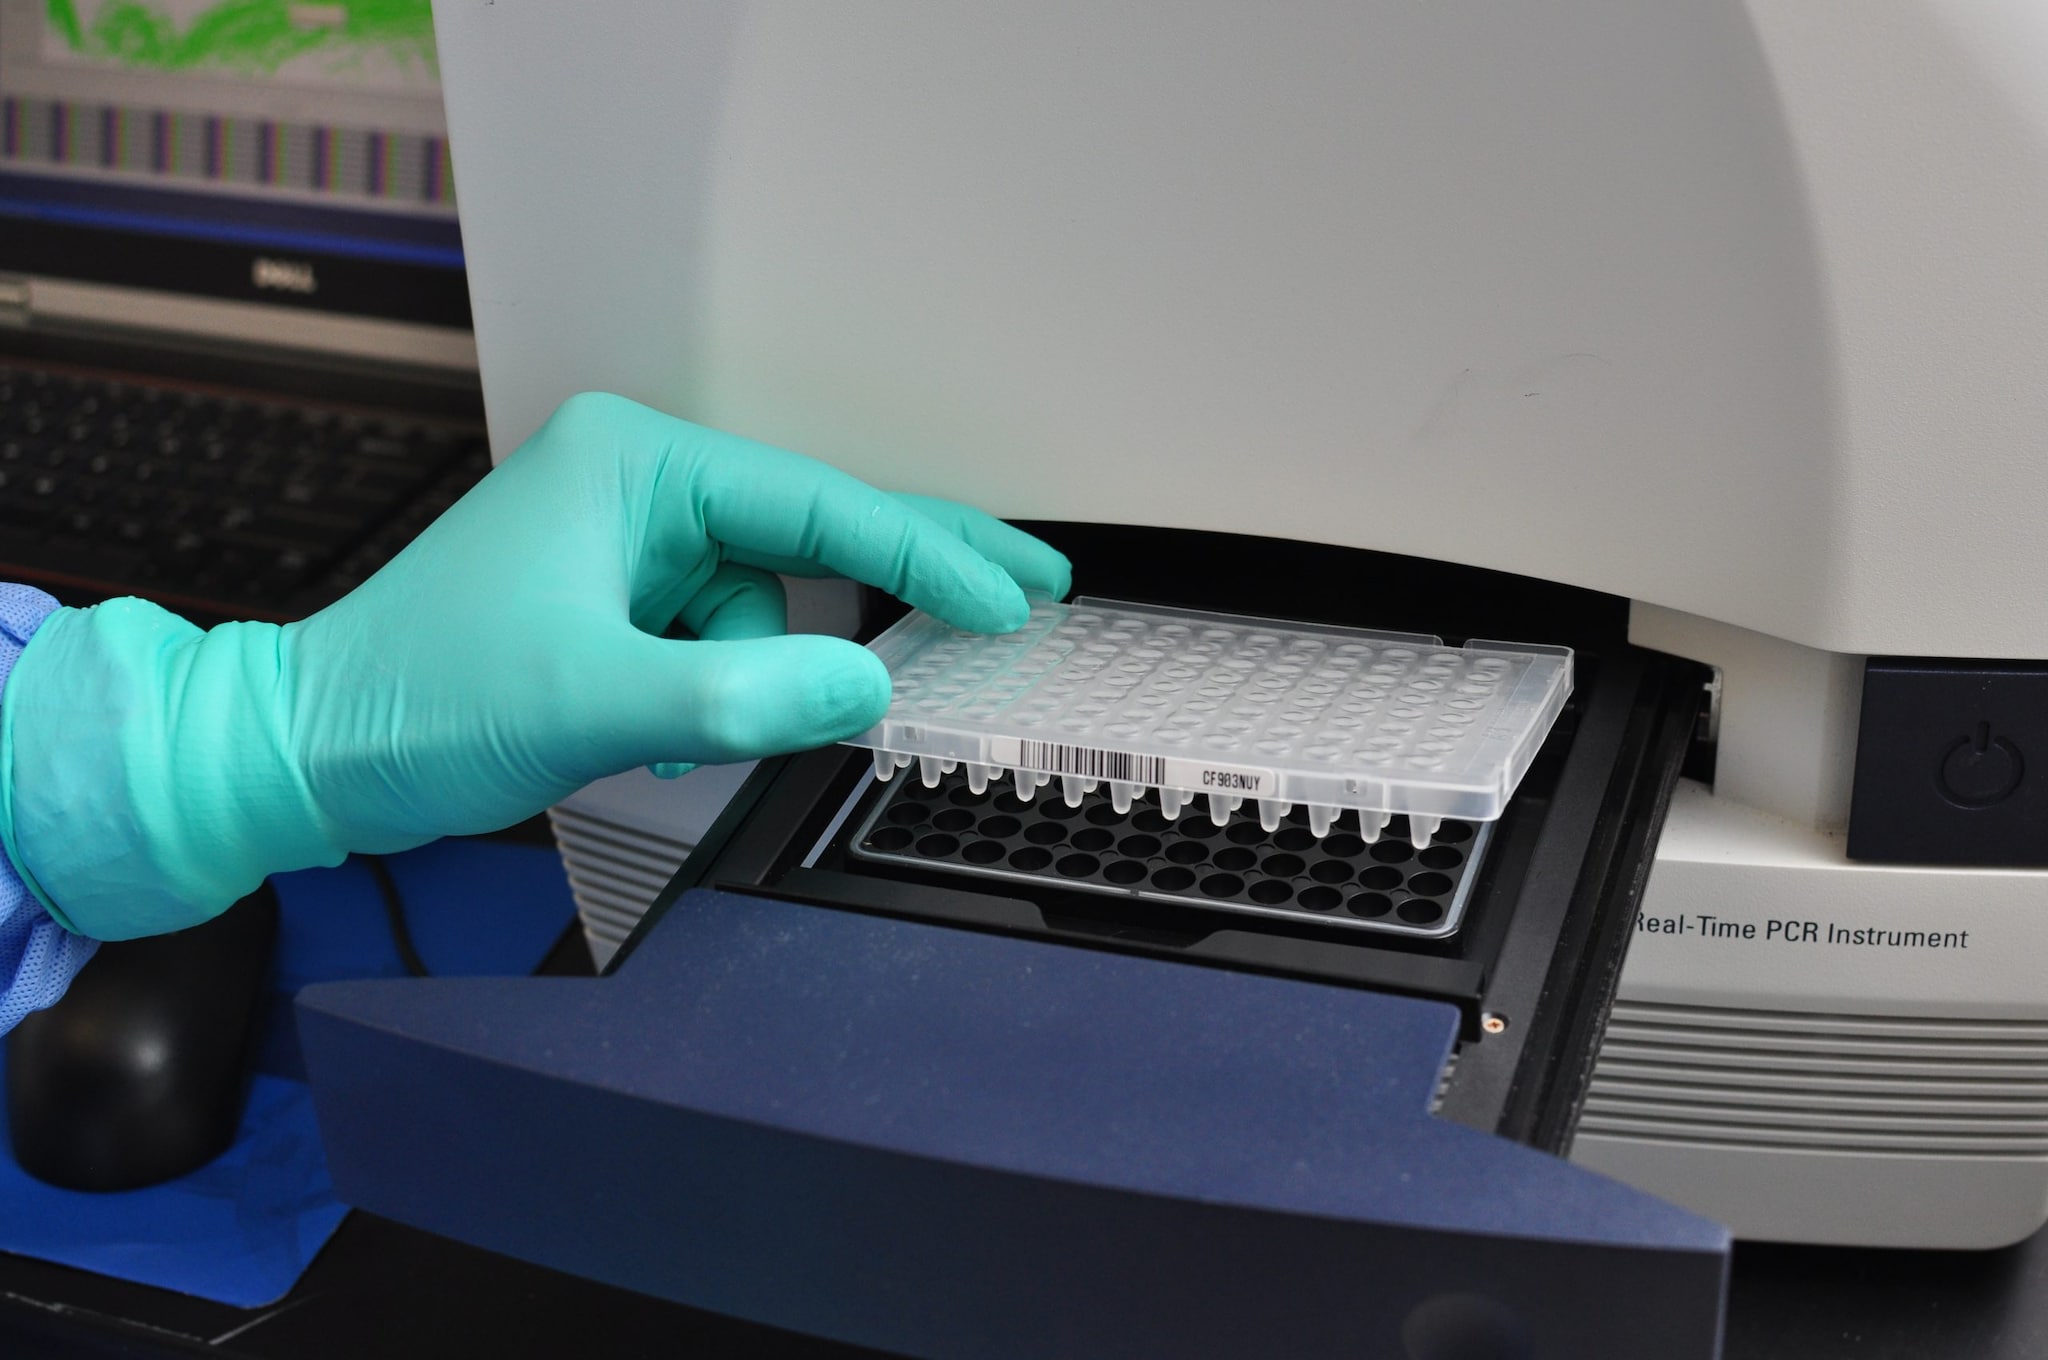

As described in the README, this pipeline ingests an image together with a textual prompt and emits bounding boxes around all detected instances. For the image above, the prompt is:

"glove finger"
[601,632,891,768]
[685,434,1030,634]
[677,562,788,641]
[888,495,1072,601]
[738,494,1072,600]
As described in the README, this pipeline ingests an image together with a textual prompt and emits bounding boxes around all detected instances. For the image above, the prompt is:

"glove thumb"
[602,632,892,770]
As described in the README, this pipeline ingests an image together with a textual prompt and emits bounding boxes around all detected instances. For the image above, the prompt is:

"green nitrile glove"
[0,393,1070,940]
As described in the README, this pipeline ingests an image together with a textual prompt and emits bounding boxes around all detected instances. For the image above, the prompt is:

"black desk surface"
[5,1215,2048,1359]
[1728,1238,2048,1359]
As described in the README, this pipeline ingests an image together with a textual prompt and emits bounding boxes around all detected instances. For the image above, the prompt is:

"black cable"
[363,854,431,977]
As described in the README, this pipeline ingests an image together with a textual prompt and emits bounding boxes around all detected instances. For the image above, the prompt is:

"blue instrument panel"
[300,887,1726,1358]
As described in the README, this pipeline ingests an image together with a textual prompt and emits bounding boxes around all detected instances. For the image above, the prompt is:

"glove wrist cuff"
[0,600,346,940]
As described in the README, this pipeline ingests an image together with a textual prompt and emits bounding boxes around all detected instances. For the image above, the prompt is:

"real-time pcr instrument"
[299,5,2048,1356]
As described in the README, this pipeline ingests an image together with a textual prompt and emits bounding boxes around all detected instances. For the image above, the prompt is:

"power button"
[1849,659,2048,865]
[1938,723,2024,808]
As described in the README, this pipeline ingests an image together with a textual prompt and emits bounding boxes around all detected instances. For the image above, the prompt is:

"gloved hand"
[0,393,1070,940]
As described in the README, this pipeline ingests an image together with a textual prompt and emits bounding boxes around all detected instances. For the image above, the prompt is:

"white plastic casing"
[437,0,2048,662]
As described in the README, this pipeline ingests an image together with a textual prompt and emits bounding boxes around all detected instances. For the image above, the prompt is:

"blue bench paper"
[0,838,577,1308]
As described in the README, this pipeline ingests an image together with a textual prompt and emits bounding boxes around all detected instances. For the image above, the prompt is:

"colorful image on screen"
[41,0,439,93]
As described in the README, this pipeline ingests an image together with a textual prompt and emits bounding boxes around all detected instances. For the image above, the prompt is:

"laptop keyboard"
[0,363,490,620]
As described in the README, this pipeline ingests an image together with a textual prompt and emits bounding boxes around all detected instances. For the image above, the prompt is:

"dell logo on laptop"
[251,257,318,294]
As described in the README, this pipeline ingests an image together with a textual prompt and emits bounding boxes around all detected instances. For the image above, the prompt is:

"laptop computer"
[0,0,486,625]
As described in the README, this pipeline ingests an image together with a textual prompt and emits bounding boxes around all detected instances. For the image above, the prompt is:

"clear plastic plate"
[844,597,1572,847]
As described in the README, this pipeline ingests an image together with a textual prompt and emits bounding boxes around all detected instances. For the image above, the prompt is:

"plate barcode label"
[991,738,1165,784]
[989,739,1273,795]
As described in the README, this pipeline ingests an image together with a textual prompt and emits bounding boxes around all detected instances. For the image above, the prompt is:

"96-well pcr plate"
[845,598,1571,847]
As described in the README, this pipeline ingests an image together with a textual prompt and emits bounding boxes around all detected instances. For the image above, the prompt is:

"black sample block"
[855,769,1487,939]
[1848,658,2048,865]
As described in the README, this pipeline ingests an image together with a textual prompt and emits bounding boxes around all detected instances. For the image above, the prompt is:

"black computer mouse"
[6,883,278,1192]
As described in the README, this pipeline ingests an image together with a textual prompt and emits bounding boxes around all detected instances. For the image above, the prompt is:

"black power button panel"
[1848,658,2048,865]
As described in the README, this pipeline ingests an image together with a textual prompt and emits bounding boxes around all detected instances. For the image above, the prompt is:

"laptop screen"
[0,0,466,331]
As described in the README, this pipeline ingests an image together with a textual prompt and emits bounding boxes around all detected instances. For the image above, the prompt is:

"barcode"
[1017,740,1165,784]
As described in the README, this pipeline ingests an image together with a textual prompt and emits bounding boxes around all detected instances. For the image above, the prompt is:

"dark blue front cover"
[299,889,1726,1358]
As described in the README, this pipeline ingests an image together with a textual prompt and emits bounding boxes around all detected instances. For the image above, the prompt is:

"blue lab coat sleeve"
[0,584,96,1033]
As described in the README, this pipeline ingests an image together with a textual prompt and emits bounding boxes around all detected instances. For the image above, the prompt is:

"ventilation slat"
[1590,1077,2048,1115]
[573,902,655,932]
[549,852,689,887]
[563,862,676,897]
[548,813,693,871]
[569,876,670,910]
[1577,1111,2048,1154]
[1431,1049,1459,1115]
[1584,1092,2048,1133]
[1597,1032,2048,1065]
[1609,1000,2048,1042]
[547,802,694,843]
[549,806,698,970]
[1596,1041,2036,1080]
[1592,1059,2048,1098]
[1574,1118,2048,1158]
[1585,1002,2048,1160]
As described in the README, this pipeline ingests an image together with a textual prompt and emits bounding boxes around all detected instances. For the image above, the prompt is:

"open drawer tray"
[299,597,1723,1358]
